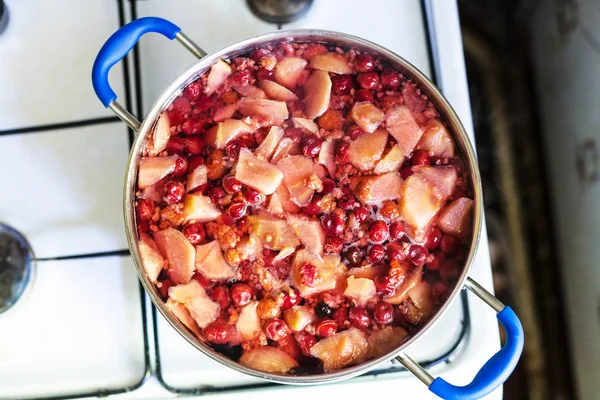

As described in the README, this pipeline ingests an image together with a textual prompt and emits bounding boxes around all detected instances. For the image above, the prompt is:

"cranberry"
[349,306,371,329]
[368,244,386,263]
[373,301,394,324]
[299,263,317,287]
[223,176,243,194]
[208,187,226,204]
[163,181,185,204]
[250,48,270,61]
[375,275,396,297]
[182,223,205,245]
[355,54,375,72]
[209,285,231,309]
[357,72,380,90]
[225,140,246,158]
[184,81,203,101]
[136,199,155,220]
[194,96,213,112]
[302,136,322,158]
[137,219,150,233]
[316,319,338,337]
[381,68,401,90]
[347,124,365,140]
[432,281,449,299]
[441,235,459,255]
[412,150,431,166]
[353,206,370,222]
[158,279,174,300]
[230,283,253,307]
[425,227,442,250]
[440,259,460,280]
[387,242,406,262]
[256,68,275,81]
[265,318,291,341]
[193,272,212,288]
[281,288,301,309]
[231,69,252,85]
[389,221,405,240]
[182,135,205,155]
[368,220,389,243]
[335,142,351,164]
[166,136,185,154]
[400,165,413,179]
[315,302,333,318]
[302,195,322,216]
[186,155,205,174]
[228,202,247,219]
[243,187,263,205]
[171,96,192,115]
[408,244,429,265]
[355,89,374,102]
[295,332,317,356]
[333,308,349,329]
[321,214,345,236]
[338,188,356,211]
[331,74,354,95]
[168,111,184,127]
[321,179,335,194]
[172,156,188,177]
[345,247,362,267]
[273,43,295,60]
[285,127,303,143]
[181,116,207,135]
[427,252,444,271]
[204,320,231,344]
[325,236,344,253]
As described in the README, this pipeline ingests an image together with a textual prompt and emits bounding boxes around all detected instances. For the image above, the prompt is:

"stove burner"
[247,0,313,24]
[0,224,35,314]
[0,1,8,35]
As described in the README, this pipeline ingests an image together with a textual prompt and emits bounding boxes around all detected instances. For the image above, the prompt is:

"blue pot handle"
[397,278,524,400]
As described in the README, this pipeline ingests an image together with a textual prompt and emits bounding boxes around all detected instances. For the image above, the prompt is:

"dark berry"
[315,302,333,318]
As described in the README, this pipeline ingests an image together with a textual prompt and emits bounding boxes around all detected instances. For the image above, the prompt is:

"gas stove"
[0,1,500,399]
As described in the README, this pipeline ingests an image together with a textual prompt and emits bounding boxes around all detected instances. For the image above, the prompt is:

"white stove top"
[0,0,500,399]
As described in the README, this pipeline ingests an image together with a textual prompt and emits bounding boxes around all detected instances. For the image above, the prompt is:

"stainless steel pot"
[92,17,524,400]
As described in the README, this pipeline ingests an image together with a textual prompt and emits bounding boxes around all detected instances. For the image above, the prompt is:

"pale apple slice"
[276,155,316,207]
[270,137,297,164]
[348,129,389,171]
[183,193,221,223]
[168,280,219,328]
[240,346,299,373]
[386,106,424,156]
[205,119,256,149]
[310,328,369,371]
[291,249,345,297]
[154,228,196,284]
[233,83,267,99]
[138,232,165,282]
[309,52,352,74]
[255,126,285,160]
[384,266,423,304]
[367,326,409,359]
[248,212,301,250]
[186,165,207,193]
[343,276,376,305]
[318,138,337,177]
[195,240,236,280]
[213,103,237,123]
[283,305,315,331]
[292,117,320,136]
[166,298,202,338]
[273,246,296,263]
[399,175,441,239]
[205,59,232,95]
[438,197,473,239]
[303,70,332,119]
[236,235,263,261]
[238,98,289,124]
[236,301,261,340]
[415,119,455,158]
[275,184,301,213]
[373,144,405,174]
[348,264,387,280]
[141,178,168,203]
[138,155,178,189]
[354,172,403,204]
[266,193,283,216]
[412,166,457,200]
[147,112,171,156]
[286,213,325,255]
[351,102,385,133]
[275,57,308,89]
[235,148,284,195]
[408,281,435,317]
[259,79,298,101]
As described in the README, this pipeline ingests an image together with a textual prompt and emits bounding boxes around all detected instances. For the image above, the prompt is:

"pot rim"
[123,28,483,384]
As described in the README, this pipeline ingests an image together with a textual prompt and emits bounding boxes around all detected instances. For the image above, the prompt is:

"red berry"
[302,136,322,158]
[355,54,375,72]
[285,127,303,143]
[325,236,344,253]
[171,96,192,115]
[316,319,338,337]
[368,220,389,243]
[282,288,300,309]
[331,74,354,95]
[321,179,335,194]
[375,275,396,296]
[243,187,263,205]
[412,150,431,166]
[408,244,429,265]
[182,135,205,154]
[186,155,205,174]
[168,111,184,127]
[230,283,253,307]
[373,301,394,324]
[338,188,356,211]
[335,142,351,164]
[357,72,380,90]
[353,206,370,222]
[136,199,155,220]
[209,285,231,309]
[163,181,185,204]
[228,202,247,219]
[273,43,295,60]
[166,136,185,155]
[389,221,405,240]
[345,247,362,266]
[440,259,460,280]
[381,68,401,90]
[349,306,371,329]
[194,96,213,112]
[400,165,413,179]
[208,187,226,204]
[256,68,275,81]
[368,244,386,263]
[264,318,291,341]
[321,214,345,236]
[204,320,231,344]
[172,156,188,177]
[158,279,174,300]
[223,176,243,194]
[427,252,444,271]
[184,81,203,101]
[250,48,270,61]
[182,223,205,245]
[181,116,208,135]
[386,242,406,262]
[299,263,317,287]
[347,124,365,140]
[295,332,317,356]
[355,89,374,102]
[441,235,459,255]
[231,69,252,85]
[193,272,212,288]
[302,195,322,216]
[425,227,442,250]
[432,281,449,299]
[225,140,246,158]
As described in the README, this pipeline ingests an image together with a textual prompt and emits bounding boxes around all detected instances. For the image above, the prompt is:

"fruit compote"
[135,41,474,374]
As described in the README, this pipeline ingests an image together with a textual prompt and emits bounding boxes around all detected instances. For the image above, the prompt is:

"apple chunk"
[138,155,177,189]
[351,102,385,133]
[186,165,207,193]
[384,266,423,304]
[195,240,236,280]
[255,126,285,161]
[236,301,261,340]
[235,148,284,195]
[286,213,325,255]
[138,232,165,283]
[348,129,389,171]
[309,52,352,74]
[343,276,376,305]
[318,138,337,177]
[399,175,440,239]
[276,155,317,207]
[415,119,455,158]
[438,197,473,239]
[183,193,221,223]
[367,326,409,359]
[165,298,202,338]
[303,70,332,119]
[248,212,300,250]
[292,117,319,136]
[275,57,308,89]
[385,106,424,156]
[413,166,457,200]
[205,59,231,95]
[354,172,403,205]
[204,119,256,149]
[238,98,289,124]
[240,346,299,373]
[147,112,171,156]
[373,144,405,174]
[309,328,369,371]
[259,79,298,101]
[168,280,219,328]
[283,305,315,331]
[154,228,195,284]
[291,250,345,297]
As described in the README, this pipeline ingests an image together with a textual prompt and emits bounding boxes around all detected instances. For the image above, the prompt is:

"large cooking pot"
[92,17,524,400]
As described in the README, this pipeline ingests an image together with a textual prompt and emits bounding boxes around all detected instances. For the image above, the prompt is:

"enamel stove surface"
[0,1,500,399]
